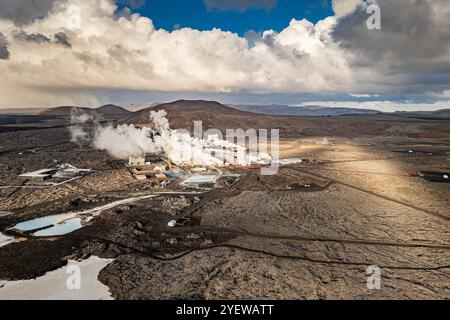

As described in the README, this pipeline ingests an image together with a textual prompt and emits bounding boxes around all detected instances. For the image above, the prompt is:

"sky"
[0,0,449,111]
[119,0,334,35]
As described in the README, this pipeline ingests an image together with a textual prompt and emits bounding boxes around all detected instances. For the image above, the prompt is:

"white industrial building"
[19,164,91,185]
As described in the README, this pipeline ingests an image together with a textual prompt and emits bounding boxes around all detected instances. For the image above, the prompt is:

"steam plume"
[70,109,271,166]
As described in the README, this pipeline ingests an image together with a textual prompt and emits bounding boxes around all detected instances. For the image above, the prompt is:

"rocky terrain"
[0,101,449,300]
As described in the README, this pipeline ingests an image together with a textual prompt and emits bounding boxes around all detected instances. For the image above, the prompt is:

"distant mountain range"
[228,104,381,117]
[229,104,450,120]
[0,108,46,115]
[392,109,450,120]
[1,102,449,121]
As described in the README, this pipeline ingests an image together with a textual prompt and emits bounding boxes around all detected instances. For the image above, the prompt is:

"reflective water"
[33,218,83,237]
[0,232,14,247]
[11,194,157,237]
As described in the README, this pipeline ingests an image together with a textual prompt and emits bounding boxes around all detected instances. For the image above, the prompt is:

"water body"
[14,213,77,232]
[0,232,14,247]
[33,218,83,237]
[11,194,157,237]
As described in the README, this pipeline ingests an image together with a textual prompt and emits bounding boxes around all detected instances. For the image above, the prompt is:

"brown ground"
[0,112,449,300]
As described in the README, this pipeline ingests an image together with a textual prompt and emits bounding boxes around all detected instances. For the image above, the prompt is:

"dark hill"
[39,106,95,117]
[96,104,131,116]
[39,105,131,119]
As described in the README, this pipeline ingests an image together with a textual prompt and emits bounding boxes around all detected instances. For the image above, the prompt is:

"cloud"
[12,30,71,48]
[204,0,277,12]
[332,0,363,17]
[54,32,71,47]
[0,0,143,26]
[331,0,450,88]
[0,32,9,59]
[14,31,51,44]
[0,0,61,26]
[333,1,450,63]
[0,0,449,109]
[350,93,380,98]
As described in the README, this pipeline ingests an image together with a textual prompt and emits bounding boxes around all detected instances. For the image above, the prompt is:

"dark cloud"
[0,0,60,26]
[331,0,450,91]
[13,31,51,44]
[332,0,450,71]
[0,0,144,26]
[115,7,133,19]
[54,32,71,48]
[204,0,277,12]
[0,32,10,60]
[13,30,71,48]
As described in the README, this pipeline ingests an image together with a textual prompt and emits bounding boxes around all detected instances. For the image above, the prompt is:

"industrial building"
[19,164,91,185]
[128,154,169,167]
[127,154,174,181]
[181,175,219,188]
[19,169,58,184]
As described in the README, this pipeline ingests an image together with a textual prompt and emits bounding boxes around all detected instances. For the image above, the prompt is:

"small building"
[191,167,207,173]
[276,158,303,166]
[168,220,177,228]
[128,154,171,168]
[19,169,58,184]
[155,173,167,180]
[134,174,148,181]
[54,163,91,178]
[128,154,173,181]
[129,155,146,167]
[182,175,218,188]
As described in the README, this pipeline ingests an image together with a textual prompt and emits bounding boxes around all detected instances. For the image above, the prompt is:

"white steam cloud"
[70,109,271,167]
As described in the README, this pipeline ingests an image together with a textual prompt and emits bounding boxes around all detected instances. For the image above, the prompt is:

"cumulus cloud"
[204,0,277,12]
[0,0,449,109]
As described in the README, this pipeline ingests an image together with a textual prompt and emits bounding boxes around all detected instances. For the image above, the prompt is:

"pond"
[10,194,158,237]
[0,232,14,247]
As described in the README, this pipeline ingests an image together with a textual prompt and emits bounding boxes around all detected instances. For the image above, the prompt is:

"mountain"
[39,106,95,117]
[392,109,450,120]
[122,102,159,112]
[121,100,449,139]
[0,108,46,115]
[39,105,131,118]
[229,104,380,117]
[96,104,131,116]
[123,100,255,130]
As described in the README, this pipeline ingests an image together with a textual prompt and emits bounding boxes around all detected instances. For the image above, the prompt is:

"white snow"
[0,256,113,300]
